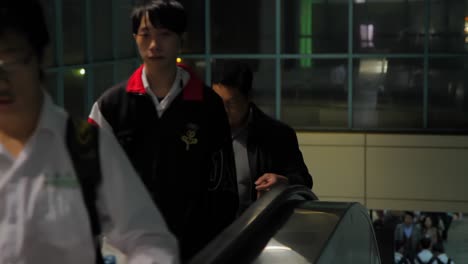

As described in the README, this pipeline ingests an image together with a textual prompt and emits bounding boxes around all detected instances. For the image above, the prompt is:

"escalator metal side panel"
[316,203,381,264]
[189,185,317,264]
[253,202,381,264]
[253,203,343,264]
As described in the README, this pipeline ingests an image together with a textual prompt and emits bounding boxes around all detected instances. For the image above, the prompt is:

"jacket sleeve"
[88,82,127,133]
[394,224,402,242]
[205,91,239,240]
[88,102,113,132]
[96,128,180,264]
[276,126,313,189]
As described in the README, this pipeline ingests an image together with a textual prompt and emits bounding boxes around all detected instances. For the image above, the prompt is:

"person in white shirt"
[394,240,411,264]
[0,1,179,263]
[432,243,455,264]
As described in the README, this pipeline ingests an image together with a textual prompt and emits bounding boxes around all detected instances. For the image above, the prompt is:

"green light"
[300,0,313,68]
[79,68,86,75]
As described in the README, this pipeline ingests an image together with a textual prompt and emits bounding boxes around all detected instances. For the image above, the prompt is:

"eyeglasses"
[0,52,33,75]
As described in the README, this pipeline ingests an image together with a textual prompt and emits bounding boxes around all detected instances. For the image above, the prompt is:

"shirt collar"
[142,66,186,101]
[419,249,432,256]
[0,91,65,160]
[404,223,413,230]
[35,91,68,136]
[142,66,192,117]
[126,64,204,101]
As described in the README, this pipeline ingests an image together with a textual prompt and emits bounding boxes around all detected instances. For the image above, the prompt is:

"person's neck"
[231,111,250,131]
[145,63,178,98]
[0,93,43,158]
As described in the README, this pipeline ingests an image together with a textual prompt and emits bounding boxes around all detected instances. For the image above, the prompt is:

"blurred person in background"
[212,61,313,214]
[395,211,422,260]
[0,1,178,263]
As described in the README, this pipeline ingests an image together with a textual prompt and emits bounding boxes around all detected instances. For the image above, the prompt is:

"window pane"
[283,0,348,54]
[63,1,85,65]
[115,0,136,59]
[93,0,113,61]
[94,61,139,101]
[353,58,423,129]
[64,69,86,118]
[282,59,348,129]
[40,0,57,67]
[212,59,276,118]
[429,0,467,53]
[429,58,468,129]
[354,0,425,53]
[179,0,205,54]
[211,0,275,54]
[115,61,138,84]
[93,65,114,101]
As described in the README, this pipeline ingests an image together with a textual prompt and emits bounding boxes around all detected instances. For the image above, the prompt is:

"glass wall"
[43,0,468,133]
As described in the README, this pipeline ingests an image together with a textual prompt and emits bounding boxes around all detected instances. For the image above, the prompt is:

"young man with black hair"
[89,0,238,260]
[414,238,434,264]
[432,243,455,264]
[212,62,313,214]
[394,240,411,264]
[0,1,178,263]
[395,211,423,260]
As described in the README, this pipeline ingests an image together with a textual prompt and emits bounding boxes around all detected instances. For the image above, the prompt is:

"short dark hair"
[131,0,187,35]
[404,211,414,219]
[0,0,50,62]
[432,242,445,253]
[212,61,253,98]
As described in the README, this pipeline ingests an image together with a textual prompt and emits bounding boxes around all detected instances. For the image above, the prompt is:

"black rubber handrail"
[189,184,318,264]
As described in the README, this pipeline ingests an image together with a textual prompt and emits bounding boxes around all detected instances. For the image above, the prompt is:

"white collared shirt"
[437,253,454,264]
[142,66,190,117]
[89,66,190,130]
[415,249,433,264]
[0,93,179,264]
[395,252,409,264]
[231,109,253,215]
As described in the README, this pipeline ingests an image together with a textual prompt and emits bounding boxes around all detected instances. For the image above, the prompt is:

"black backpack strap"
[416,255,426,264]
[431,256,445,264]
[66,117,104,264]
[416,255,438,264]
[397,257,407,264]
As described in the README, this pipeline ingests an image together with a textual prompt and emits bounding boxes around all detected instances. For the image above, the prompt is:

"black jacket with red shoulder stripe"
[89,64,238,260]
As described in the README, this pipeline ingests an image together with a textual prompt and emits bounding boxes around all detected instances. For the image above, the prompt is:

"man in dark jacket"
[212,62,313,214]
[88,0,238,260]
